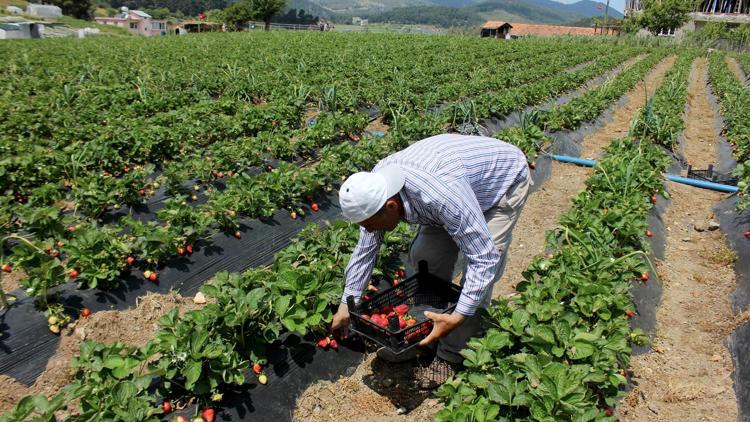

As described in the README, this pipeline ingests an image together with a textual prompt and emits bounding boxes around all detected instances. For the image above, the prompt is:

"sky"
[554,0,626,13]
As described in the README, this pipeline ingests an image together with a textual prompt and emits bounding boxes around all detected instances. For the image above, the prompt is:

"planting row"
[434,52,690,420]
[630,51,697,150]
[0,47,647,322]
[707,52,750,210]
[0,220,413,421]
[495,49,669,161]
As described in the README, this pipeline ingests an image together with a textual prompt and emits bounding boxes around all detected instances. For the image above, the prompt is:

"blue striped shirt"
[342,134,528,316]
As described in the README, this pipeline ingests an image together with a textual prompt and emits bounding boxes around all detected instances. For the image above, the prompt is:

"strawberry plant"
[67,341,160,421]
[64,224,132,289]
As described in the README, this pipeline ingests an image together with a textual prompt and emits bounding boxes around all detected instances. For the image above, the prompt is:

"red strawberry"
[201,407,215,422]
[744,230,750,239]
[399,317,406,329]
[149,272,158,282]
[67,225,77,231]
[645,230,653,237]
[162,400,172,414]
[186,245,193,254]
[329,339,338,350]
[317,337,330,349]
[394,304,409,316]
[392,279,399,286]
[1,263,10,273]
[227,170,234,177]
[177,247,185,255]
[641,272,649,282]
[176,417,187,422]
[253,363,262,374]
[398,269,406,278]
[69,269,79,279]
[290,211,297,220]
[81,308,91,317]
[650,194,657,203]
[311,203,319,212]
[139,189,145,196]
[625,310,634,318]
[604,407,613,416]
[234,231,242,239]
[126,256,135,265]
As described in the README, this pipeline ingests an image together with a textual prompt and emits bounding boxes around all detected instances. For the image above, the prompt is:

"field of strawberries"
[1,31,749,421]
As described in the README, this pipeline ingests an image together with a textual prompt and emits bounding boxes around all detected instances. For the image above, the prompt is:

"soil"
[293,56,678,420]
[366,116,390,135]
[726,56,747,84]
[0,291,199,414]
[494,55,677,298]
[1,268,24,296]
[617,57,739,421]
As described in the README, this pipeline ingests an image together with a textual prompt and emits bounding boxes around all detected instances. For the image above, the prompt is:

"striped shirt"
[342,133,528,316]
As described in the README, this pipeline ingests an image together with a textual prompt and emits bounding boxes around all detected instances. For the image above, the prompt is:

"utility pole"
[604,0,611,32]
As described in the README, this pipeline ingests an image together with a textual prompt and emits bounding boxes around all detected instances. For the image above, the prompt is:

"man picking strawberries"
[331,133,531,387]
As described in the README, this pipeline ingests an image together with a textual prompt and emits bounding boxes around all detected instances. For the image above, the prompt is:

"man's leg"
[408,225,461,282]
[436,175,532,364]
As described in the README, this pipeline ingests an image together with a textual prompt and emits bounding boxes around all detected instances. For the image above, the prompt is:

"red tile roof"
[482,21,598,36]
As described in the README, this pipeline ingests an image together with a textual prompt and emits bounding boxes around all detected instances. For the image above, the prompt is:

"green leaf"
[184,361,202,389]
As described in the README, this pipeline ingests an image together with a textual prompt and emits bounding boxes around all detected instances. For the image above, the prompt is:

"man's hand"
[331,303,351,338]
[418,311,466,346]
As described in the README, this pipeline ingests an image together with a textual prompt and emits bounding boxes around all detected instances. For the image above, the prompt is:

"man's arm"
[437,181,500,317]
[341,227,384,305]
[332,227,383,338]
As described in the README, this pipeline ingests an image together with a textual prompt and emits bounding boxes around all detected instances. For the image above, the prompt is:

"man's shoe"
[413,356,463,390]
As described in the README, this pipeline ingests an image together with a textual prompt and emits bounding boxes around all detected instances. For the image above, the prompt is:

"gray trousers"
[408,175,531,363]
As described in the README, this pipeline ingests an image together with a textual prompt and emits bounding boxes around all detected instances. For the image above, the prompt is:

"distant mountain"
[305,0,622,24]
[525,0,623,18]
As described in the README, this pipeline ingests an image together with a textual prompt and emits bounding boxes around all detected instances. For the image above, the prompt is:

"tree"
[223,1,254,30]
[50,0,93,19]
[249,0,286,30]
[143,7,170,19]
[639,0,696,34]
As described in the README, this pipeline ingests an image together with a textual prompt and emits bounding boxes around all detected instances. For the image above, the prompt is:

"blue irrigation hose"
[366,130,385,138]
[664,174,739,193]
[550,155,597,167]
[548,154,739,194]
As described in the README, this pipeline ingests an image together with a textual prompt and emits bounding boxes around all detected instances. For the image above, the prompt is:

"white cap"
[339,165,405,223]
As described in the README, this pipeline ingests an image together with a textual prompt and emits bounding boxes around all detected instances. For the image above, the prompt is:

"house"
[481,21,512,38]
[480,21,598,38]
[175,21,223,34]
[626,0,750,36]
[95,7,167,36]
[25,3,62,18]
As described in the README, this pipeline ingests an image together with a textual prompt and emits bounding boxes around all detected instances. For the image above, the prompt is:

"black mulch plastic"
[0,193,344,386]
[166,333,369,422]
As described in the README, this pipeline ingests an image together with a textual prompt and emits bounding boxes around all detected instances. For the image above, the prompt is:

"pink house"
[95,8,166,36]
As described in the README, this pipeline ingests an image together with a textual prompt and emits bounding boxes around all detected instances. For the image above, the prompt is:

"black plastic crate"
[687,164,739,186]
[347,261,461,354]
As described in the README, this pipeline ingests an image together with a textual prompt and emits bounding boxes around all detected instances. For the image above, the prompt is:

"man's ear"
[385,198,400,212]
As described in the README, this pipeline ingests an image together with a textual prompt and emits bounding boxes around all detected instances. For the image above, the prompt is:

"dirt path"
[617,57,739,421]
[293,56,677,421]
[494,55,676,297]
[726,56,748,84]
[0,292,198,415]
